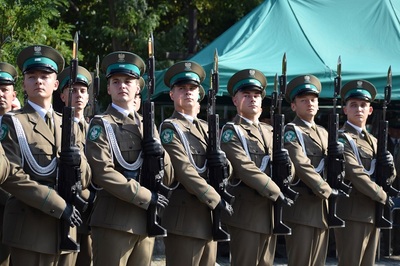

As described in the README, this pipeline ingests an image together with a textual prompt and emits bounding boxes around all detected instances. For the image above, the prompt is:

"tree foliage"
[0,0,263,108]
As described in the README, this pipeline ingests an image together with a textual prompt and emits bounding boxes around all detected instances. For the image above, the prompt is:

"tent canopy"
[151,0,400,102]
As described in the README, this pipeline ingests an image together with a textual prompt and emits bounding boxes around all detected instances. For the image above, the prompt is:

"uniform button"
[50,209,55,213]
[207,200,212,204]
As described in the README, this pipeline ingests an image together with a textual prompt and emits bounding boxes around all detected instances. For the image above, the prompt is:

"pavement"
[151,238,400,266]
[151,255,400,266]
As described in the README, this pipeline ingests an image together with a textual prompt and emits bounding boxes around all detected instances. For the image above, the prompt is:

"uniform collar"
[28,100,53,120]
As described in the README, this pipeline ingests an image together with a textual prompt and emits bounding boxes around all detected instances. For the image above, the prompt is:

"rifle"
[141,33,171,237]
[207,49,234,241]
[271,53,299,235]
[92,55,100,116]
[375,66,399,229]
[57,32,88,252]
[326,56,351,228]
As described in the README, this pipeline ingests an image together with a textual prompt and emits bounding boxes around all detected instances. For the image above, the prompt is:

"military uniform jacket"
[220,115,281,234]
[0,103,91,254]
[0,144,9,186]
[86,105,173,236]
[160,111,221,240]
[283,116,331,229]
[337,122,391,224]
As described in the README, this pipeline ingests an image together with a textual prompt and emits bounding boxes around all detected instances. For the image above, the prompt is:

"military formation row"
[0,44,396,266]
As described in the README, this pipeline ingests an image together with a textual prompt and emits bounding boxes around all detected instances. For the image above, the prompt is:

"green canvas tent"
[151,0,400,102]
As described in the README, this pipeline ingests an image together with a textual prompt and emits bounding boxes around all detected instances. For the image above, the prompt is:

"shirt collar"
[179,112,196,124]
[346,121,363,134]
[111,103,132,117]
[28,100,52,120]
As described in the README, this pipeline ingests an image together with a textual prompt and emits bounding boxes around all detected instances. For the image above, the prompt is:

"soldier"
[387,115,400,255]
[58,65,94,266]
[85,51,173,266]
[160,61,233,266]
[220,69,292,265]
[0,62,17,266]
[282,75,338,266]
[334,80,396,265]
[133,77,144,113]
[0,45,90,266]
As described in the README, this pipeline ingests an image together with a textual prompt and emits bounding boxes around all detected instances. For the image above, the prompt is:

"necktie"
[362,129,372,146]
[45,112,54,135]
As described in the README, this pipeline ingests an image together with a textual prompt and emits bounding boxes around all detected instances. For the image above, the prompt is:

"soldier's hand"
[386,196,394,209]
[276,192,294,207]
[59,147,81,167]
[150,192,169,210]
[378,151,394,166]
[207,150,227,168]
[216,200,234,216]
[273,149,290,165]
[328,142,344,157]
[143,139,164,157]
[61,204,82,227]
[329,188,348,198]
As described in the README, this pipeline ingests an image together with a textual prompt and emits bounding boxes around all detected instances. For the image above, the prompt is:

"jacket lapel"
[25,104,55,145]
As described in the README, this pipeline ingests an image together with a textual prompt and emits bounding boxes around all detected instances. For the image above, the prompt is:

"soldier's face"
[343,99,372,127]
[23,70,58,101]
[0,84,16,115]
[232,90,262,119]
[60,84,89,112]
[170,84,200,113]
[107,74,140,107]
[291,94,319,122]
[133,93,141,112]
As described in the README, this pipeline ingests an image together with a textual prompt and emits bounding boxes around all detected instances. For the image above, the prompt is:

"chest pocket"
[184,131,207,165]
[305,143,325,168]
[358,146,373,170]
[119,140,141,163]
[247,138,270,173]
[29,143,54,166]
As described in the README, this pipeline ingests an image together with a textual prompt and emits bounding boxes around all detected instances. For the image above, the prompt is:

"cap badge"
[249,69,255,76]
[184,62,192,71]
[118,53,126,62]
[33,46,42,55]
[304,75,310,82]
[357,81,363,88]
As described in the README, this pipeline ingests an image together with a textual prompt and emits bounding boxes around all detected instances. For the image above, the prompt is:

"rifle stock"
[271,54,299,235]
[208,50,234,241]
[57,32,88,252]
[326,56,351,228]
[140,33,171,237]
[375,66,399,228]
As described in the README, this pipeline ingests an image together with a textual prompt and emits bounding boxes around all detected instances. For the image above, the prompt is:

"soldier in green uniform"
[0,45,90,266]
[58,65,94,266]
[220,69,293,266]
[282,75,338,266]
[334,80,396,266]
[0,62,17,266]
[160,61,233,266]
[85,51,173,266]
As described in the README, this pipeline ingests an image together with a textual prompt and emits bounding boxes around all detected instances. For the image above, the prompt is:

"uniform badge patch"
[88,125,102,141]
[161,129,174,144]
[338,137,346,144]
[221,129,234,143]
[284,130,297,142]
[0,124,7,141]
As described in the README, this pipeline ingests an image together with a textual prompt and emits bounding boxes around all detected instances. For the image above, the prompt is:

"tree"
[0,0,73,103]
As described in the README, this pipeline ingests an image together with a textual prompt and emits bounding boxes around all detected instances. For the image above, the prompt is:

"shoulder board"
[54,111,62,116]
[94,114,105,118]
